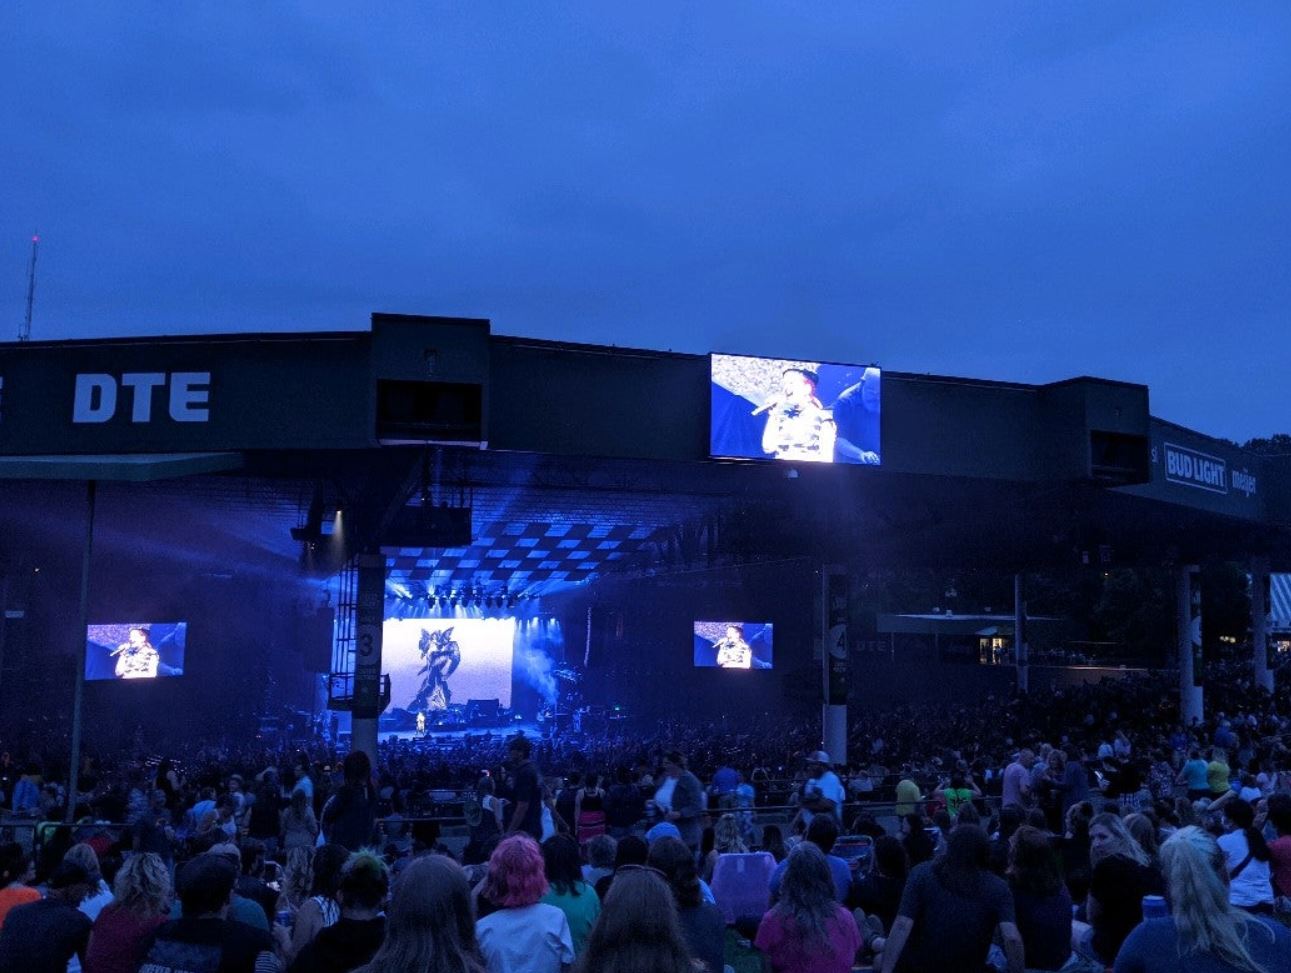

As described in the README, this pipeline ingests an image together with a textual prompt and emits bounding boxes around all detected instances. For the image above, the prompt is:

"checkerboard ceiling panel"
[386,520,667,593]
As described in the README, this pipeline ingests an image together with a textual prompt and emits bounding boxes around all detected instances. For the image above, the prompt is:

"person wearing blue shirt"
[769,815,852,903]
[1113,825,1291,973]
[11,768,40,815]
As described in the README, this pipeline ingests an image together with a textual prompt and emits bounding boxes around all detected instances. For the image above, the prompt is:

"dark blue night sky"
[3,3,1289,441]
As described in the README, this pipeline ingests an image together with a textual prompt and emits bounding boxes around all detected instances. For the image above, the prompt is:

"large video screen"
[710,353,881,464]
[693,621,773,669]
[85,622,187,681]
[384,618,515,712]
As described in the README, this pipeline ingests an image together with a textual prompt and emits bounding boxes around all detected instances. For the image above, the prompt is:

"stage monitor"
[693,621,773,669]
[710,353,881,465]
[85,622,187,681]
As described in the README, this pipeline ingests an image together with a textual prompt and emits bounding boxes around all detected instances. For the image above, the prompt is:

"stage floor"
[380,721,542,744]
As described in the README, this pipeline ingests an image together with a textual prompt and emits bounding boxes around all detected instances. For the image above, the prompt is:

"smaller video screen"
[85,622,187,681]
[693,621,773,669]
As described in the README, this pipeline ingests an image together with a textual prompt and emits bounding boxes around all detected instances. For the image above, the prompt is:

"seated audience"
[0,843,39,930]
[290,850,389,973]
[1076,812,1163,966]
[582,834,617,887]
[1007,825,1072,971]
[136,855,275,973]
[539,834,600,955]
[878,824,1023,973]
[576,868,696,973]
[1113,826,1291,972]
[355,854,486,973]
[649,835,726,973]
[290,843,349,958]
[1217,799,1274,912]
[770,815,851,903]
[849,834,908,936]
[0,861,94,973]
[476,835,574,973]
[85,852,172,973]
[756,843,862,973]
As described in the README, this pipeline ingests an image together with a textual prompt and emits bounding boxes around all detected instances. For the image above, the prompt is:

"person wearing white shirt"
[800,751,845,827]
[1216,799,1275,910]
[476,834,575,973]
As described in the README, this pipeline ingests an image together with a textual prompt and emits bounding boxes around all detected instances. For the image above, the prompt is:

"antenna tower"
[19,233,38,342]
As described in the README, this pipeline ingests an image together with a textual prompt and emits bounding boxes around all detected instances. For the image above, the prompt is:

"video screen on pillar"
[693,621,774,669]
[85,623,188,681]
[710,353,881,465]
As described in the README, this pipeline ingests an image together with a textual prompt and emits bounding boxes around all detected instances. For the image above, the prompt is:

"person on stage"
[760,366,836,462]
[714,625,752,669]
[113,627,159,680]
[415,711,427,736]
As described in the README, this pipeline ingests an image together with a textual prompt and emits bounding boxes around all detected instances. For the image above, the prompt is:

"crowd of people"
[0,658,1289,970]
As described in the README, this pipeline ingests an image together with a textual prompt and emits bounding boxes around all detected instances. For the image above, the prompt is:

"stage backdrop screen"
[384,617,515,713]
[693,621,773,669]
[85,622,187,681]
[710,353,881,465]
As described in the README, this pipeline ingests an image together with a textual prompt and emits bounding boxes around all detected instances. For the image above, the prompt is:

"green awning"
[0,452,244,481]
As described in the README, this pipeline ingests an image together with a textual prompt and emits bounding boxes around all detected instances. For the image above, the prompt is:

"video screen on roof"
[85,623,187,681]
[710,353,881,465]
[693,621,773,669]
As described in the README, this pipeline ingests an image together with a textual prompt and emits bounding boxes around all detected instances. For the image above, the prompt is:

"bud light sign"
[1164,443,1227,494]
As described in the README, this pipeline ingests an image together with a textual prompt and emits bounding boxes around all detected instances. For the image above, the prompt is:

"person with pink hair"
[476,835,574,973]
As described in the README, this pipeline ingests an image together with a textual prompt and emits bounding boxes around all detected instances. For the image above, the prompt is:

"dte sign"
[73,372,211,424]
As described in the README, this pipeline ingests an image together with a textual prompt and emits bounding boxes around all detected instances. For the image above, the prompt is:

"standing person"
[574,773,607,848]
[353,855,486,973]
[1177,749,1211,802]
[661,752,706,854]
[1207,749,1232,799]
[1216,800,1274,912]
[475,835,574,973]
[0,861,94,973]
[134,855,275,973]
[1113,826,1291,972]
[505,737,544,841]
[801,752,846,827]
[247,776,282,857]
[1058,747,1091,815]
[941,772,981,819]
[755,844,862,973]
[650,836,726,973]
[575,869,695,973]
[322,752,377,851]
[281,789,320,852]
[604,767,645,839]
[85,852,171,973]
[1002,750,1035,809]
[539,835,601,956]
[1006,826,1072,972]
[769,815,852,903]
[289,851,388,973]
[877,825,1024,973]
[464,776,504,866]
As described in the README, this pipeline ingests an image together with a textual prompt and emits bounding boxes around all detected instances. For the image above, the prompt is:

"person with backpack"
[321,752,377,851]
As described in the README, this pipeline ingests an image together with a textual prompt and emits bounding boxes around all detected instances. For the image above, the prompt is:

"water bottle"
[1141,895,1168,919]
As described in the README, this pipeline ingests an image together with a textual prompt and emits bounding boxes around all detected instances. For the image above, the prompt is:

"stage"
[379,720,543,745]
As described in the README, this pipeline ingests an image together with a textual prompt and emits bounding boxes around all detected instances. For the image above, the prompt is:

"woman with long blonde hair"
[85,852,172,973]
[1112,826,1290,972]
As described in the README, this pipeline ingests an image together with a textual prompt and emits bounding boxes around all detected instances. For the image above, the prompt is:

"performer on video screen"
[830,367,881,465]
[758,366,836,463]
[113,626,160,680]
[714,625,752,669]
